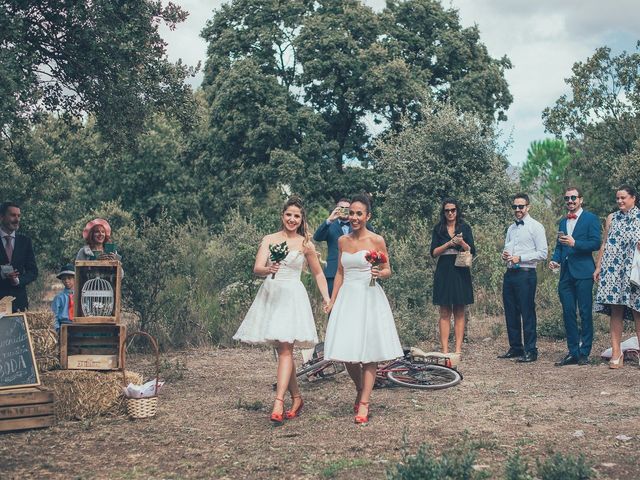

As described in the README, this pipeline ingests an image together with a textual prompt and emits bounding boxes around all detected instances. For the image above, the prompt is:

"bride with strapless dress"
[233,250,319,348]
[324,250,402,362]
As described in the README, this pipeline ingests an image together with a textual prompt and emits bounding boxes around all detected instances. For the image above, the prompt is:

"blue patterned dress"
[594,206,640,320]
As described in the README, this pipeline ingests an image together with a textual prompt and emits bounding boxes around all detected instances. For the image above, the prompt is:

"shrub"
[536,453,592,480]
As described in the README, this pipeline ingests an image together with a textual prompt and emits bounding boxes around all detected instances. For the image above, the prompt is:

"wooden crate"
[60,324,126,370]
[74,260,122,324]
[0,296,14,315]
[0,386,54,433]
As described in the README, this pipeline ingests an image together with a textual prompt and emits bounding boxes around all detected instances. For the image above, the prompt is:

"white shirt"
[503,214,548,268]
[566,208,583,237]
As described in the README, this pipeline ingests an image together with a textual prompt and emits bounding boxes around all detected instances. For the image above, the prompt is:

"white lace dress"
[233,251,319,348]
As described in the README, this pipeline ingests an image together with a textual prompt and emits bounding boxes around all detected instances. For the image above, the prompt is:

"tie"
[514,220,524,226]
[566,213,577,219]
[339,221,350,227]
[3,235,12,262]
[68,293,74,320]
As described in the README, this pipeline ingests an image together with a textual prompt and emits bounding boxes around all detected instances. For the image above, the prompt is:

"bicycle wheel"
[296,358,333,378]
[386,363,462,390]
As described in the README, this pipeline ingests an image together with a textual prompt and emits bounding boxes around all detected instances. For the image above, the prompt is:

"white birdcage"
[81,276,114,316]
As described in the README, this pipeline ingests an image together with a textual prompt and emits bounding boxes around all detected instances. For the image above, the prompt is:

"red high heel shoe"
[354,402,369,425]
[353,389,362,414]
[270,398,285,424]
[285,395,304,419]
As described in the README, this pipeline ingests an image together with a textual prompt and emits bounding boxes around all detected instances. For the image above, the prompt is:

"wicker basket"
[120,331,160,419]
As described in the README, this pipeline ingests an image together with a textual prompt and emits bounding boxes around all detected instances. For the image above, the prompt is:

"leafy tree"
[201,0,512,172]
[520,139,572,209]
[374,101,512,234]
[0,0,197,144]
[542,43,640,215]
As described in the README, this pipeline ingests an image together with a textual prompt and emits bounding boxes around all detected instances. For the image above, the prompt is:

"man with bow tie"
[0,201,38,312]
[498,193,548,363]
[549,187,601,366]
[313,198,373,296]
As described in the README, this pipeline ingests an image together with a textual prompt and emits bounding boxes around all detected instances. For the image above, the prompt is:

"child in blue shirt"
[51,263,75,332]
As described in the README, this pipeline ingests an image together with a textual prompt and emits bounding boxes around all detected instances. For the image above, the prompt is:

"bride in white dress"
[233,197,330,424]
[324,194,402,424]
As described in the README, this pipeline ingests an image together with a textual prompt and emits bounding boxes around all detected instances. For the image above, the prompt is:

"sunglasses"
[563,195,580,201]
[511,204,528,210]
[444,208,457,213]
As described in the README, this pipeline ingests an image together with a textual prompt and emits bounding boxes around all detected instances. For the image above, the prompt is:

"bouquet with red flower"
[364,250,387,286]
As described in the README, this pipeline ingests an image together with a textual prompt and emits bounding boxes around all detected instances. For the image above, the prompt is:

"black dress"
[430,222,475,306]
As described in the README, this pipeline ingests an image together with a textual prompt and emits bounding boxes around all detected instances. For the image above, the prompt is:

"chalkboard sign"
[0,313,40,390]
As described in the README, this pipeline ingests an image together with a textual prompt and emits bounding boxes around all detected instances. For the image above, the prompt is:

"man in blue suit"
[313,198,352,297]
[549,187,601,366]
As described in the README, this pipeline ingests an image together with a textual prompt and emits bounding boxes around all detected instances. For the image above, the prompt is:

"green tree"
[542,43,640,215]
[374,101,512,233]
[520,139,572,209]
[201,0,512,172]
[0,0,197,144]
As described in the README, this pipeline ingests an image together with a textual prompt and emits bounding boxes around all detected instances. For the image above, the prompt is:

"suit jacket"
[551,210,601,280]
[313,221,374,279]
[0,232,38,311]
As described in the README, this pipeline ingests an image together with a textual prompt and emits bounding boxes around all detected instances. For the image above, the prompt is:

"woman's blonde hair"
[281,196,312,249]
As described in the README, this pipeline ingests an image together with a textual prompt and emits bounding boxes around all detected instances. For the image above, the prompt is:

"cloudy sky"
[160,0,640,166]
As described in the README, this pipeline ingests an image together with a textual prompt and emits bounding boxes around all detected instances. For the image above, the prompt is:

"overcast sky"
[160,0,640,166]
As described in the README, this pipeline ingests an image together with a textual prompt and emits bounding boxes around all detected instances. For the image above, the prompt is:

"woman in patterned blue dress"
[594,185,640,368]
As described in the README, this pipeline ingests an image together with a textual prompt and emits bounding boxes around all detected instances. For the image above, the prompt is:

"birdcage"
[81,276,115,317]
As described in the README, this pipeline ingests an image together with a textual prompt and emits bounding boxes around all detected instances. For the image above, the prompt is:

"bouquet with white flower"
[268,241,289,279]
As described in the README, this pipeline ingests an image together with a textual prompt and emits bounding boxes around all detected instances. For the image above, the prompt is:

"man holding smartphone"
[0,201,38,312]
[498,193,548,363]
[313,198,352,296]
[549,187,601,366]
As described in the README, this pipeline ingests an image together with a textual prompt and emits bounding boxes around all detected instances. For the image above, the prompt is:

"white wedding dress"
[324,250,403,363]
[233,251,319,348]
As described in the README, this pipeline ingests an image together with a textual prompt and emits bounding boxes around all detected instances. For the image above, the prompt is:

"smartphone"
[557,231,565,239]
[339,207,349,216]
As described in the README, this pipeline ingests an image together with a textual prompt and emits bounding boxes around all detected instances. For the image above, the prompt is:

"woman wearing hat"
[76,218,121,261]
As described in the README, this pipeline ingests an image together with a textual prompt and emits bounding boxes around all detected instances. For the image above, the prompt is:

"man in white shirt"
[498,193,548,363]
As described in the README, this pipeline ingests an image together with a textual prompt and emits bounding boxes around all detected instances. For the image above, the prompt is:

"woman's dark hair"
[437,197,464,235]
[617,185,637,205]
[350,193,372,215]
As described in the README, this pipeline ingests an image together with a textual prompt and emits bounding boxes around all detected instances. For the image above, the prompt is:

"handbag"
[454,250,473,268]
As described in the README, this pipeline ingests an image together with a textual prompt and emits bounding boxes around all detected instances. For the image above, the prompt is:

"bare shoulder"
[370,232,387,249]
[303,241,317,254]
[337,234,352,249]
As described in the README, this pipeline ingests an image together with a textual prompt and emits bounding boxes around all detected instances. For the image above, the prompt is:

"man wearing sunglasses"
[498,193,548,362]
[549,187,601,366]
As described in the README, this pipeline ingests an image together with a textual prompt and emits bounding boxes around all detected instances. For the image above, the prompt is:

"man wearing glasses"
[549,187,601,366]
[498,193,548,362]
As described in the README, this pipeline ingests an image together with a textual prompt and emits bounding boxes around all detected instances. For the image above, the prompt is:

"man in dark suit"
[0,202,38,312]
[549,187,601,366]
[313,198,352,297]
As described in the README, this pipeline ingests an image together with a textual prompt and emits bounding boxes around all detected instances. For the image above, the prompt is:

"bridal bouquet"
[364,250,387,286]
[269,241,289,279]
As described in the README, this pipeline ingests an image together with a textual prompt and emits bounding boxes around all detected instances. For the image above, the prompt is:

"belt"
[441,248,458,255]
[506,267,536,272]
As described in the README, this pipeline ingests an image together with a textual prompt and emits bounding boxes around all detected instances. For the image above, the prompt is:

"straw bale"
[41,370,142,420]
[26,310,55,330]
[30,327,60,372]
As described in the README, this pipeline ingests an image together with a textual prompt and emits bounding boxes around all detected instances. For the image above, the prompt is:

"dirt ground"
[1,329,640,480]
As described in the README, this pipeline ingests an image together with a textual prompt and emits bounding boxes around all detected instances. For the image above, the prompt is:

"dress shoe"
[497,349,524,359]
[555,353,579,366]
[270,398,285,424]
[285,395,303,420]
[609,353,623,369]
[517,351,538,363]
[578,355,589,366]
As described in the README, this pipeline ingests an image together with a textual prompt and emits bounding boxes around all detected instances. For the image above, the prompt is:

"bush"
[387,441,489,480]
[536,453,592,480]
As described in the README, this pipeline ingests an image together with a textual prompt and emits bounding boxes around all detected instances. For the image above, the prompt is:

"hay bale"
[30,327,60,372]
[26,310,55,330]
[41,370,142,420]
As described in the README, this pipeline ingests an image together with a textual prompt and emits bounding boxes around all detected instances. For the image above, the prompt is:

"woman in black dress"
[430,198,475,355]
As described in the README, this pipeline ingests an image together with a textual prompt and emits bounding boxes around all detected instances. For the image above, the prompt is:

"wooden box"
[0,296,14,315]
[60,324,126,370]
[74,260,122,324]
[0,386,54,433]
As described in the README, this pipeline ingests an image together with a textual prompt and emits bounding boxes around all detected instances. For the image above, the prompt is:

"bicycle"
[294,343,462,390]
